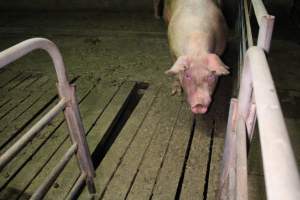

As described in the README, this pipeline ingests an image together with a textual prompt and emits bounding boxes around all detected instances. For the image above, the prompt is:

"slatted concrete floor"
[0,67,232,200]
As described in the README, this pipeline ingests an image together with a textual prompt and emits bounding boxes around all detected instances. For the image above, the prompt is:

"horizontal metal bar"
[30,143,77,200]
[0,38,69,85]
[251,0,268,26]
[0,99,66,171]
[245,47,300,200]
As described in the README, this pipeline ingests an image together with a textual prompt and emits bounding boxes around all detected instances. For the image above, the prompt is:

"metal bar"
[30,144,77,200]
[257,15,275,52]
[244,0,253,47]
[237,53,253,123]
[246,101,256,141]
[0,38,69,86]
[251,0,268,26]
[218,98,238,200]
[57,84,96,194]
[0,38,96,196]
[245,47,300,200]
[0,99,66,171]
[235,117,248,200]
[67,173,87,200]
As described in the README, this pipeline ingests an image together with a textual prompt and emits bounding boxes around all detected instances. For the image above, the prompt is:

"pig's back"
[168,0,227,57]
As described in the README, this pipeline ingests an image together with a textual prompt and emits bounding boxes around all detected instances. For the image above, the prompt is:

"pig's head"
[165,54,229,114]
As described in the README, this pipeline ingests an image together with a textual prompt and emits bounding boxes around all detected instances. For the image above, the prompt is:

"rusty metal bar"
[235,117,248,200]
[0,38,69,85]
[57,84,96,194]
[0,99,66,171]
[30,144,78,200]
[242,47,300,200]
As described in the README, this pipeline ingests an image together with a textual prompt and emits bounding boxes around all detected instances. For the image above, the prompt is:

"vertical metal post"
[257,15,275,52]
[237,55,253,132]
[218,98,238,200]
[57,83,96,194]
[235,118,248,200]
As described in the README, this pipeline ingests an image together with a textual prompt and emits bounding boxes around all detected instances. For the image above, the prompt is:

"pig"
[164,0,230,114]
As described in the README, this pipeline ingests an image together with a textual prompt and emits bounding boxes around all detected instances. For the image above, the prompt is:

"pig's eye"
[207,73,216,83]
[185,73,192,80]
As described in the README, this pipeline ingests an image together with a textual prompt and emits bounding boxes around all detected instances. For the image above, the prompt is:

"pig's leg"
[171,79,182,96]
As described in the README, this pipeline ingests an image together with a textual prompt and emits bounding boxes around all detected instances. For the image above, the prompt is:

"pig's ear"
[165,56,188,76]
[206,54,230,76]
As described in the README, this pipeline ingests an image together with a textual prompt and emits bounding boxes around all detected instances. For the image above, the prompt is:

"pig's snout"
[190,97,211,114]
[191,104,208,114]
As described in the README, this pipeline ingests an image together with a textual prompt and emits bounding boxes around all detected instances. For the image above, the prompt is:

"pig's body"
[165,0,227,57]
[164,0,229,114]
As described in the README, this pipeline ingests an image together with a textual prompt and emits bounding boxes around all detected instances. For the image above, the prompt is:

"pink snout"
[191,104,208,114]
[190,98,211,114]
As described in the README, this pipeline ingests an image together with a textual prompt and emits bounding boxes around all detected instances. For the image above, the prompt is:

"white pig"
[164,0,229,114]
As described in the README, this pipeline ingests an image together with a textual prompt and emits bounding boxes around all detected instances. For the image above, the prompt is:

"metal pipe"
[245,101,256,141]
[245,47,300,200]
[57,84,96,193]
[244,0,254,47]
[0,38,69,85]
[67,173,87,199]
[30,144,77,200]
[237,53,252,123]
[0,99,66,171]
[218,98,238,200]
[0,38,96,196]
[257,15,275,52]
[251,0,268,26]
[235,117,248,200]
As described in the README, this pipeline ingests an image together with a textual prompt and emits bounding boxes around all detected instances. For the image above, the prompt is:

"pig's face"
[165,54,229,114]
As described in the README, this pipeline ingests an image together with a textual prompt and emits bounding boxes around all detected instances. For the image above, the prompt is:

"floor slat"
[103,89,182,200]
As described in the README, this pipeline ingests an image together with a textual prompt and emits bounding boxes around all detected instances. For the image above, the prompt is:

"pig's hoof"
[171,81,182,96]
[171,86,182,96]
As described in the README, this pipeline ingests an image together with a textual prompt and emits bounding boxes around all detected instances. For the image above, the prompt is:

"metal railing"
[219,0,300,200]
[0,38,96,199]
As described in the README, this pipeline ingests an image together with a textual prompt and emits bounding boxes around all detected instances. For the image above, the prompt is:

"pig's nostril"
[191,104,208,114]
[194,104,204,108]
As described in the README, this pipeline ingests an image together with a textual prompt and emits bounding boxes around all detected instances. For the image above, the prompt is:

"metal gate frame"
[0,38,96,199]
[219,0,300,200]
